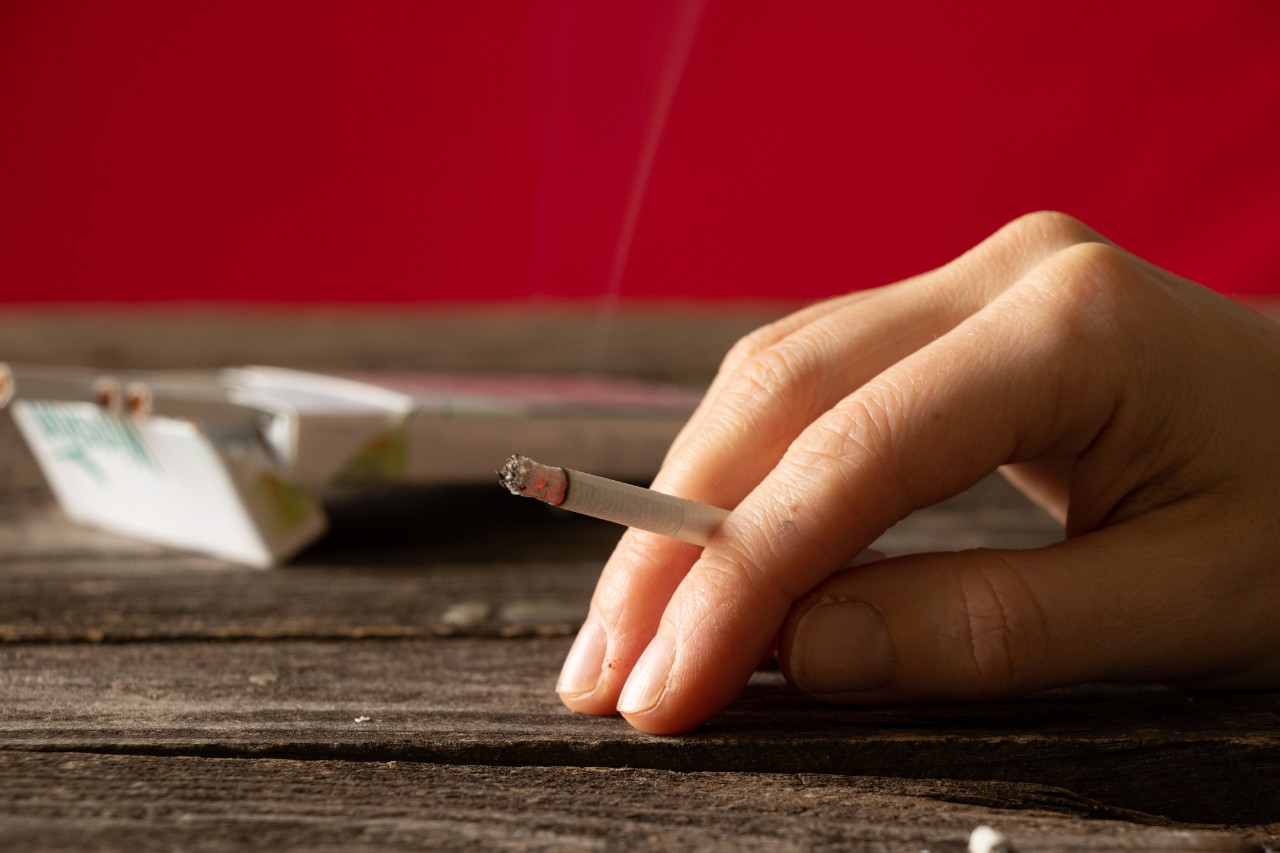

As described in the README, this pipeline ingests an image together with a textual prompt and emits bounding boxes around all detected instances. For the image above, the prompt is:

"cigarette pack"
[1,364,699,567]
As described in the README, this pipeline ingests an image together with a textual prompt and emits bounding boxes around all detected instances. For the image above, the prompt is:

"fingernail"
[617,627,676,715]
[557,612,606,697]
[790,600,895,694]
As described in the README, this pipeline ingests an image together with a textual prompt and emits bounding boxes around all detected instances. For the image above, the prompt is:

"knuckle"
[973,212,1104,280]
[940,212,1104,303]
[681,549,789,633]
[721,333,828,414]
[788,404,878,484]
[796,381,908,460]
[786,390,917,518]
[1003,210,1099,249]
[720,321,789,375]
[949,552,1050,696]
[1025,241,1148,327]
[1053,240,1133,284]
[796,400,882,467]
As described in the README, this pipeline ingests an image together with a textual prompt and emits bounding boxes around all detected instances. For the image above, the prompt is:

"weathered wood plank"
[6,303,1274,380]
[0,752,1269,852]
[0,306,783,385]
[0,507,1059,645]
[0,559,599,642]
[5,302,1276,381]
[2,638,1277,825]
[1,399,1061,642]
[5,308,1278,848]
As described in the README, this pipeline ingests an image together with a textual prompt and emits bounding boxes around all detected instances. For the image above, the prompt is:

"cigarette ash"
[497,453,568,505]
[498,454,532,495]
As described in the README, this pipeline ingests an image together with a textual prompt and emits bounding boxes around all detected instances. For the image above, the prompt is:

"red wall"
[1,1,1277,302]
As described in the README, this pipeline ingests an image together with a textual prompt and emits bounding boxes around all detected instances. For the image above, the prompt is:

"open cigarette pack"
[0,364,699,567]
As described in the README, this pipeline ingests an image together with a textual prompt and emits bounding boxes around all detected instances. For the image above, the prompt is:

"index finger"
[559,213,1104,717]
[615,241,1129,732]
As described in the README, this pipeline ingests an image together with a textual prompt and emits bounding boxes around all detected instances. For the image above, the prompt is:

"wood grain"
[0,752,1267,852]
[0,305,781,385]
[2,638,1277,826]
[0,476,1061,643]
[4,308,1280,851]
[0,403,1063,643]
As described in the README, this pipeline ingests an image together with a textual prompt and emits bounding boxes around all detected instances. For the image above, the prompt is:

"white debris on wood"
[498,600,584,626]
[969,825,1014,853]
[438,601,493,629]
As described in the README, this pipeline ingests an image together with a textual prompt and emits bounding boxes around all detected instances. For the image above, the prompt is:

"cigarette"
[498,454,728,546]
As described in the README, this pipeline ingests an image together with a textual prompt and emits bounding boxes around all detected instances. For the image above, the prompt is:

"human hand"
[557,212,1280,734]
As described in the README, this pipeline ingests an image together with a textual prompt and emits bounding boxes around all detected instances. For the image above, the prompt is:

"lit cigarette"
[498,454,728,546]
[499,454,886,569]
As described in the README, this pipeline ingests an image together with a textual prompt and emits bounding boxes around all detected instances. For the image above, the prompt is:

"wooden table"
[2,308,1277,851]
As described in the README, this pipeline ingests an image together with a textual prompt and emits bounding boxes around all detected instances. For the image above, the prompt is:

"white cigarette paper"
[498,454,728,546]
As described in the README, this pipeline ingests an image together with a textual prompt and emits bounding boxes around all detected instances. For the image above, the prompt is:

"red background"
[1,1,1278,303]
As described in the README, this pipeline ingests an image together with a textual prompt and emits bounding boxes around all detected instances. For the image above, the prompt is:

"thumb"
[778,506,1257,701]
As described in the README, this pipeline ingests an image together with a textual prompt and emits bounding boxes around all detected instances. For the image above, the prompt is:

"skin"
[555,211,1280,735]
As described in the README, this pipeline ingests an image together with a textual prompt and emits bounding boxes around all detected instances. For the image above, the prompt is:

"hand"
[557,212,1280,734]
